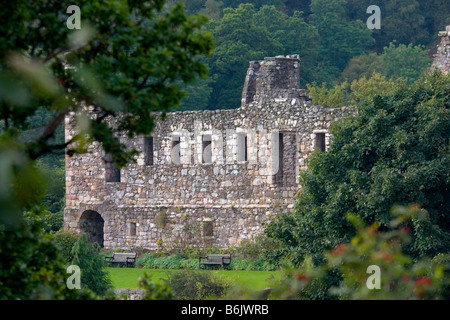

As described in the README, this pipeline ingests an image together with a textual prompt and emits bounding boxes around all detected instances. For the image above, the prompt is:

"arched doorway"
[79,210,104,247]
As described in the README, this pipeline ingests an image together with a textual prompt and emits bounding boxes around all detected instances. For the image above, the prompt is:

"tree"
[309,0,374,84]
[0,0,212,299]
[71,233,113,296]
[379,42,432,84]
[345,0,430,52]
[199,0,224,21]
[266,72,450,266]
[0,0,212,169]
[0,0,212,223]
[339,53,382,83]
[207,4,284,108]
[207,4,319,109]
[0,223,95,299]
[221,0,284,9]
[307,72,406,108]
[254,6,320,85]
[267,206,450,300]
[340,42,432,85]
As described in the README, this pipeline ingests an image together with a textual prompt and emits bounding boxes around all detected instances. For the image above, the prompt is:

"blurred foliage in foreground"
[230,206,450,300]
[0,0,212,299]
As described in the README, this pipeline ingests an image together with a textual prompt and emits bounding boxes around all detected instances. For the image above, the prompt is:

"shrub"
[166,270,229,300]
[52,230,78,263]
[136,248,278,271]
[268,206,450,300]
[234,233,281,261]
[138,272,173,300]
[71,233,114,296]
[24,209,63,233]
[136,253,199,270]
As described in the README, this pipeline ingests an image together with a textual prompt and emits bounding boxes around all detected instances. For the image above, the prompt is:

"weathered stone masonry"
[64,54,357,250]
[431,25,450,75]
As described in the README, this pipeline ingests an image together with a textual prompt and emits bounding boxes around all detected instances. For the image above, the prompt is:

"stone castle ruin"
[64,26,450,250]
[431,25,450,75]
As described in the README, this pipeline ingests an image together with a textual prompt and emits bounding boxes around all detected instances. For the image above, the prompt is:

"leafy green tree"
[309,0,374,84]
[339,53,383,83]
[207,4,284,108]
[165,0,207,16]
[176,76,214,111]
[0,223,95,299]
[0,0,212,220]
[0,0,212,169]
[254,6,320,85]
[379,42,432,84]
[221,0,284,9]
[266,72,450,266]
[0,0,212,299]
[307,72,405,108]
[282,0,312,16]
[345,0,431,52]
[306,81,349,108]
[340,43,432,85]
[199,0,224,21]
[420,0,450,37]
[71,233,113,296]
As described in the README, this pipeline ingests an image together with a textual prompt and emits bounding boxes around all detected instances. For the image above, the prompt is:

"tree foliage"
[309,0,374,84]
[0,0,212,299]
[71,233,113,296]
[167,0,448,110]
[307,72,406,108]
[268,206,450,300]
[345,0,449,52]
[267,72,450,265]
[0,223,95,299]
[0,0,213,169]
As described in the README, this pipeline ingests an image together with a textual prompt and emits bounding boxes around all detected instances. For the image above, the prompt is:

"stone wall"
[64,55,356,250]
[431,26,450,75]
[115,289,145,300]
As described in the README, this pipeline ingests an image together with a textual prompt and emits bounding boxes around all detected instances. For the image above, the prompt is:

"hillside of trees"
[169,0,449,110]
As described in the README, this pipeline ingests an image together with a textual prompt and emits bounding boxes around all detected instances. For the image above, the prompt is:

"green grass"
[107,268,280,290]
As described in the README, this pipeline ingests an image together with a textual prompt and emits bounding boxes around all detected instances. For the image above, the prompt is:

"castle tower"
[241,55,300,107]
[431,26,450,75]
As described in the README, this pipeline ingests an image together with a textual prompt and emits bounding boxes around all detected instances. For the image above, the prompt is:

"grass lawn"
[107,268,280,290]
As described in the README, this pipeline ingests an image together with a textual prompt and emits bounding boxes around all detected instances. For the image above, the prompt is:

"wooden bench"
[199,254,231,268]
[104,252,137,268]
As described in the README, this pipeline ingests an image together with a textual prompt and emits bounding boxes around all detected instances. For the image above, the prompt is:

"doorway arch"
[79,210,104,247]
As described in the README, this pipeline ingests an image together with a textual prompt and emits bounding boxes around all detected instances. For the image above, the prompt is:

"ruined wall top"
[241,54,301,107]
[431,26,450,75]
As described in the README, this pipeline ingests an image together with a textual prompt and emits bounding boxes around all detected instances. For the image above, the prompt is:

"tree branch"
[39,111,66,143]
[139,75,169,90]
